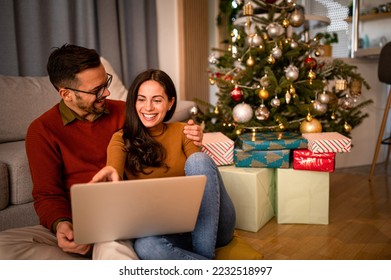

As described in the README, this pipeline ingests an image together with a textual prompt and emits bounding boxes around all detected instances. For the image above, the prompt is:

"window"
[305,0,351,57]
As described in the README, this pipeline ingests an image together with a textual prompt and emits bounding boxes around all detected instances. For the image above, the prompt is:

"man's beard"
[75,95,105,116]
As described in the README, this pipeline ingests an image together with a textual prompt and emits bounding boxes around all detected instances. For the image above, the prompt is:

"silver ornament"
[290,9,305,27]
[285,64,299,81]
[208,53,217,64]
[255,104,270,121]
[252,34,263,46]
[340,95,355,110]
[232,103,253,123]
[190,106,198,115]
[247,33,262,47]
[312,100,328,115]
[271,96,281,108]
[290,40,298,49]
[260,74,270,87]
[318,91,330,104]
[271,46,282,59]
[267,23,283,39]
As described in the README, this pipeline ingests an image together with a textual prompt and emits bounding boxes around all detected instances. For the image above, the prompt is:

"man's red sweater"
[25,100,125,231]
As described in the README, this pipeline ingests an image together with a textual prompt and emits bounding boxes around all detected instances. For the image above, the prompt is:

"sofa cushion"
[169,100,195,123]
[0,161,9,210]
[0,75,59,143]
[0,141,33,205]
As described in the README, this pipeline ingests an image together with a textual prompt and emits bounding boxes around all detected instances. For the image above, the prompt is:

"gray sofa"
[0,58,195,231]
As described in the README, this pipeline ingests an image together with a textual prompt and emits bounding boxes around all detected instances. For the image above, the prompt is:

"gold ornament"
[214,106,220,115]
[344,122,352,132]
[289,84,296,95]
[335,79,348,92]
[285,90,291,104]
[243,2,254,16]
[282,18,290,28]
[328,92,338,105]
[267,54,275,64]
[300,113,322,133]
[331,112,336,120]
[209,77,215,85]
[245,17,252,31]
[258,87,269,100]
[246,55,255,66]
[349,79,362,96]
[308,69,316,85]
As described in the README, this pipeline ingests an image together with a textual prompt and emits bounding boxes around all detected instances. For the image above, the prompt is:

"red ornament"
[230,85,244,102]
[304,56,317,69]
[224,74,233,81]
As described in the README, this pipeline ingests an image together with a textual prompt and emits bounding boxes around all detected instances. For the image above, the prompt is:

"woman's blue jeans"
[133,152,236,260]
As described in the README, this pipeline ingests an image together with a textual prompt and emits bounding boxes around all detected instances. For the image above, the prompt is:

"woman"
[94,69,236,260]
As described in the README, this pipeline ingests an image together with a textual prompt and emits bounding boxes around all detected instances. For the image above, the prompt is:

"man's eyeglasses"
[65,73,112,99]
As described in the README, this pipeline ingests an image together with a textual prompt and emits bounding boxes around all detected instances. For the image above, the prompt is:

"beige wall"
[157,0,219,102]
[156,0,181,99]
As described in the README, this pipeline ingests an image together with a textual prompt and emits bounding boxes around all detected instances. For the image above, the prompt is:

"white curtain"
[0,0,158,87]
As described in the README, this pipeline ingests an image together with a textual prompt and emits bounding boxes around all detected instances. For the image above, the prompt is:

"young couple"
[0,44,235,260]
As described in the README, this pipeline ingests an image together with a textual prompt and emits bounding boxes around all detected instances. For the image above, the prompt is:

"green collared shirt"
[59,100,109,125]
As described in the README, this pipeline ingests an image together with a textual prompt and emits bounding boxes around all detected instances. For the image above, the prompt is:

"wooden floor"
[236,163,391,260]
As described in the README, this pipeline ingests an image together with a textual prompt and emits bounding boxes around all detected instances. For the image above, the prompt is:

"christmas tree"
[193,0,373,140]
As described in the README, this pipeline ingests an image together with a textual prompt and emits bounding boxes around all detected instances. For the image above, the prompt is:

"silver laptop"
[70,175,206,244]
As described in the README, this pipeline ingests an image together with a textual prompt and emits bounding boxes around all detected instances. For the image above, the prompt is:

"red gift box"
[293,149,335,172]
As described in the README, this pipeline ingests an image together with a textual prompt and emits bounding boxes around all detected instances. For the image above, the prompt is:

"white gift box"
[202,132,234,166]
[218,165,275,232]
[276,168,329,224]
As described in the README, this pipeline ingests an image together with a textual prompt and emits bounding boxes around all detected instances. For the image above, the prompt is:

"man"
[0,44,203,260]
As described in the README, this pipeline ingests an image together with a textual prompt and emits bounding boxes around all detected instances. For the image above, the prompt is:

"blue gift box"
[234,148,290,168]
[236,132,307,151]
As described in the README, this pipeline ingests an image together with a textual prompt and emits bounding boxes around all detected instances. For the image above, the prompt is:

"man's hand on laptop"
[90,166,120,183]
[56,221,92,255]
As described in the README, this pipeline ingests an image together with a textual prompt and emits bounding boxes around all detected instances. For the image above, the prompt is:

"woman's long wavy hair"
[123,69,177,176]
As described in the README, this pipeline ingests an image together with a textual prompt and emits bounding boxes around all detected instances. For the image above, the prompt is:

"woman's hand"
[90,166,120,183]
[184,119,203,146]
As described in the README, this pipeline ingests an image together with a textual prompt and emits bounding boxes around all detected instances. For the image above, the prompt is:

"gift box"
[236,132,307,151]
[218,165,275,232]
[302,132,351,153]
[201,132,234,166]
[293,149,335,172]
[234,148,290,168]
[276,168,329,224]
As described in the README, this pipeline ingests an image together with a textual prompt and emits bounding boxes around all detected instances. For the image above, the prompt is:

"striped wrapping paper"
[201,132,234,166]
[302,132,351,153]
